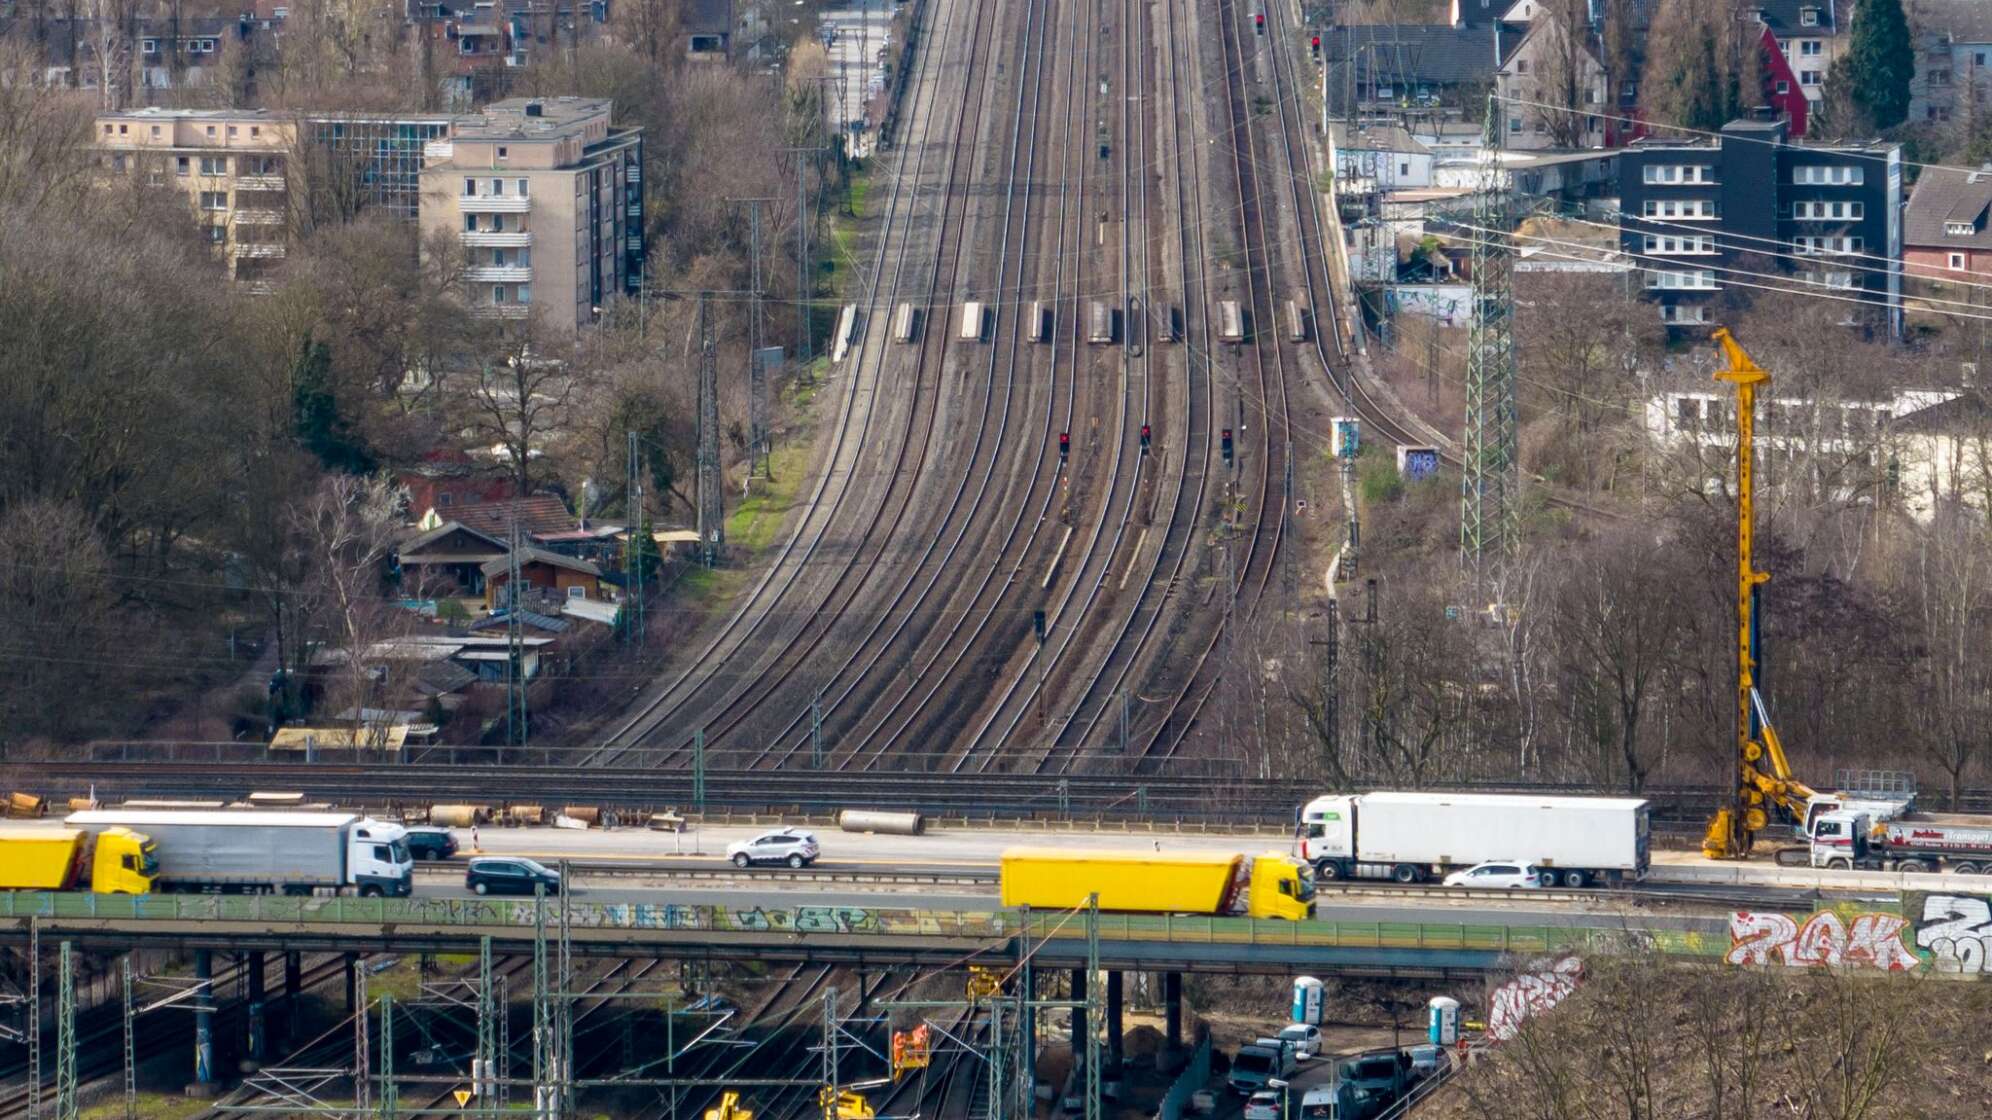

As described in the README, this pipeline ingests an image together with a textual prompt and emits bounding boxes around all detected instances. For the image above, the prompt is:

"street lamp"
[1268,1078,1293,1120]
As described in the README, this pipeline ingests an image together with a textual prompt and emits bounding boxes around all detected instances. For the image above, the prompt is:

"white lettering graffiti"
[1915,895,1992,975]
[1724,910,1919,970]
[1487,956,1583,1041]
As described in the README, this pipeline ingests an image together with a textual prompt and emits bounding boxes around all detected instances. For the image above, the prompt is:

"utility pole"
[781,146,829,365]
[505,506,527,752]
[695,292,724,568]
[732,197,778,478]
[1459,94,1520,577]
[624,430,646,643]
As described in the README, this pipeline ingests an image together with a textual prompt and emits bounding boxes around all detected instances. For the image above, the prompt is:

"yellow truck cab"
[0,827,156,894]
[1246,852,1315,920]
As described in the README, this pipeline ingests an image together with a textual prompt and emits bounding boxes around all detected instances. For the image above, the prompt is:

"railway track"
[572,0,987,770]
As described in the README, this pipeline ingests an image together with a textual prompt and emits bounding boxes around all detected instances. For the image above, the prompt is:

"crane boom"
[1703,330,1816,860]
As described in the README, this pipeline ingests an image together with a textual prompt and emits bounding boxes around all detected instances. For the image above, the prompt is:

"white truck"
[1809,810,1992,874]
[1298,792,1650,888]
[65,810,414,896]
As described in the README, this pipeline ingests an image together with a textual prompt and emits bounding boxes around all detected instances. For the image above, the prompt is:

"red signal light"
[1059,432,1070,460]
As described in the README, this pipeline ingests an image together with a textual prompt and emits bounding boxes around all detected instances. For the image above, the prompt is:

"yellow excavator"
[1701,330,1913,860]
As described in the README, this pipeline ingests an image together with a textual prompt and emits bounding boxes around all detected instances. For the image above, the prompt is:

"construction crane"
[1700,330,1914,860]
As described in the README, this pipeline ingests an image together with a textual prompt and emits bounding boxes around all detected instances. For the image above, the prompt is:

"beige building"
[419,97,646,330]
[94,108,296,284]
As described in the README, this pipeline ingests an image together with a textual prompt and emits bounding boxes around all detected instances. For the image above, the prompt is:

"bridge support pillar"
[1069,968,1087,1059]
[187,948,217,1096]
[245,951,267,1069]
[285,952,302,1042]
[1105,970,1123,1073]
[1164,972,1182,1051]
[344,952,359,1013]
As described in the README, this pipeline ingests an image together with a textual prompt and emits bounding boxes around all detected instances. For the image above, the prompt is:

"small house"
[481,547,605,610]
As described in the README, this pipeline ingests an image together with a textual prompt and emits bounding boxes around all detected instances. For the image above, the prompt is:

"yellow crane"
[1702,329,1819,860]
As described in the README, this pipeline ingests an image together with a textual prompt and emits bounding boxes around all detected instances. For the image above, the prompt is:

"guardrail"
[0,893,1728,960]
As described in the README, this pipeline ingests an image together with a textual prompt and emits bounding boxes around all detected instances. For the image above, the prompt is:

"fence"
[1157,1034,1214,1120]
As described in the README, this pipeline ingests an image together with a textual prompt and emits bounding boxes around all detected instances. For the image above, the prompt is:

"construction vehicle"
[998,848,1314,919]
[1701,331,1916,860]
[0,828,155,893]
[705,1092,752,1120]
[1809,810,1992,873]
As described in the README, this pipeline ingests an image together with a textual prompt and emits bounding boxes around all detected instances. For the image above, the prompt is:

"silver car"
[726,829,821,869]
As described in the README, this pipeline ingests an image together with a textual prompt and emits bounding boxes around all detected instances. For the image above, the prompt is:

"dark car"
[404,826,459,861]
[464,857,561,896]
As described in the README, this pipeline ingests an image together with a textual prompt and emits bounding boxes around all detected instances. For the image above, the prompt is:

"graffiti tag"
[1914,894,1992,975]
[1724,910,1919,971]
[1487,955,1583,1041]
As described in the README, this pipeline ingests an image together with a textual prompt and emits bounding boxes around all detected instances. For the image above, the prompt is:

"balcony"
[466,265,534,282]
[236,175,286,191]
[627,202,643,218]
[460,194,532,213]
[234,209,285,225]
[425,141,455,162]
[462,230,534,248]
[626,234,643,252]
[232,243,286,259]
[472,304,532,319]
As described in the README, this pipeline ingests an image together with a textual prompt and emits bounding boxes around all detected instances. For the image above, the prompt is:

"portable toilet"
[1291,976,1324,1025]
[1428,996,1460,1045]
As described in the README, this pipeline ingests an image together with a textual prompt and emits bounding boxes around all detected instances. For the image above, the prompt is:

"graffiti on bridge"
[1724,909,1919,970]
[1487,955,1583,1041]
[1910,893,1992,976]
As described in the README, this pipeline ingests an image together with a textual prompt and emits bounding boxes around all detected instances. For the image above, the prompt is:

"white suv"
[1442,861,1544,889]
[727,830,821,869]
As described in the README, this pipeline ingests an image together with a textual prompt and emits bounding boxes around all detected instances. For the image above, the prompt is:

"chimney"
[525,100,543,118]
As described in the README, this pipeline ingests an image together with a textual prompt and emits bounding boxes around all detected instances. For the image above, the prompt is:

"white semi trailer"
[1298,792,1650,888]
[65,810,414,896]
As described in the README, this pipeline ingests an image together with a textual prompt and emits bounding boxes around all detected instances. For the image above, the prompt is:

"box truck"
[998,848,1314,920]
[0,828,155,893]
[1809,809,1992,873]
[65,810,413,896]
[1299,792,1650,888]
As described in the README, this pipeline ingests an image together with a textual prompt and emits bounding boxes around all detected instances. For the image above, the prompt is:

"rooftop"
[1331,123,1431,156]
[455,97,613,142]
[1911,0,1992,43]
[1904,165,1992,248]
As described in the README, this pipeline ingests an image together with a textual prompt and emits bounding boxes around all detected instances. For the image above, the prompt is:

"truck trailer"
[0,828,155,893]
[1299,792,1650,887]
[998,849,1314,919]
[1810,810,1992,873]
[64,810,413,896]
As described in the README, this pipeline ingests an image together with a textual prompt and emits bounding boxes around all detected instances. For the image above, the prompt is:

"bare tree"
[460,315,590,495]
[1553,529,1688,793]
[289,473,410,748]
[0,500,116,744]
[1907,509,1992,808]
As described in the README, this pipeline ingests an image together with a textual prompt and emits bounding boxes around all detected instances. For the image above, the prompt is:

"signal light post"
[1139,424,1151,455]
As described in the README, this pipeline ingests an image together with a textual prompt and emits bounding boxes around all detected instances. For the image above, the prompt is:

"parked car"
[1278,1023,1321,1061]
[1242,1090,1283,1120]
[404,826,459,861]
[726,830,821,869]
[1441,860,1545,890]
[465,856,561,896]
[1228,1038,1297,1094]
[1403,1043,1444,1080]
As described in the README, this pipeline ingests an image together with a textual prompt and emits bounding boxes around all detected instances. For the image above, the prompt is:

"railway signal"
[1222,428,1234,464]
[1140,424,1152,454]
[1033,610,1047,642]
[1059,432,1070,462]
[1255,12,1264,33]
[1311,35,1321,60]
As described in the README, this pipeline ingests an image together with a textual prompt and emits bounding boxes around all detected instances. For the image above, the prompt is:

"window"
[517,179,529,197]
[227,125,237,137]
[1798,269,1857,289]
[141,39,157,55]
[1979,51,1989,66]
[1931,68,1952,86]
[1647,268,1718,290]
[1398,161,1410,176]
[1950,252,1968,270]
[1661,304,1711,324]
[250,126,259,137]
[1642,164,1716,185]
[1793,200,1863,220]
[517,284,531,303]
[465,214,478,232]
[491,178,505,196]
[1794,164,1862,185]
[1509,116,1523,132]
[150,125,160,138]
[1676,396,1705,428]
[206,226,225,244]
[1800,7,1818,26]
[493,285,508,303]
[1516,59,1529,74]
[464,177,477,196]
[205,125,215,137]
[1643,233,1716,254]
[199,191,227,211]
[1642,198,1719,219]
[176,156,190,176]
[491,214,505,231]
[1793,235,1862,254]
[1801,70,1822,86]
[492,248,509,267]
[1777,80,1790,95]
[199,156,226,175]
[497,146,508,160]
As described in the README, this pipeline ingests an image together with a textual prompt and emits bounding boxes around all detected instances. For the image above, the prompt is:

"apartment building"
[1755,1,1843,136]
[94,108,297,285]
[1618,119,1901,332]
[418,97,645,330]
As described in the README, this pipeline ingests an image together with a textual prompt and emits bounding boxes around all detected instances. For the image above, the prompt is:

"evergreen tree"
[1842,0,1915,130]
[291,337,374,474]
